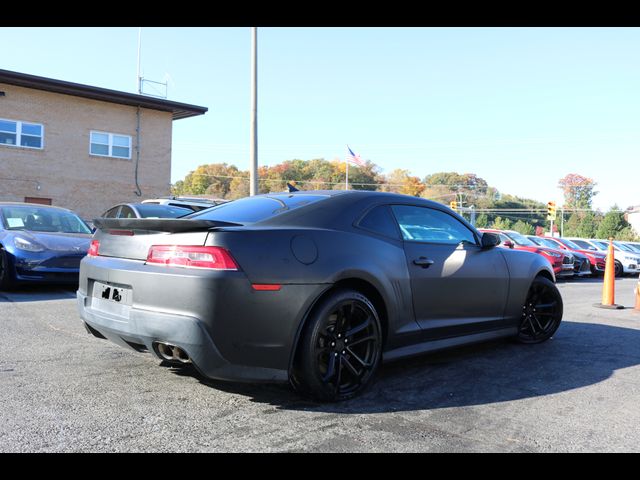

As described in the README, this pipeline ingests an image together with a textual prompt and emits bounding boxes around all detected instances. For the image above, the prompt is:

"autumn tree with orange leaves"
[558,173,598,210]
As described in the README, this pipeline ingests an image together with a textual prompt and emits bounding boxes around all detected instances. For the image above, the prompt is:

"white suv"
[567,237,640,276]
[141,196,227,213]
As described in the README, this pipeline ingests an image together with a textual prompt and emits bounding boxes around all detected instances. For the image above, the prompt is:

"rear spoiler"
[92,218,241,233]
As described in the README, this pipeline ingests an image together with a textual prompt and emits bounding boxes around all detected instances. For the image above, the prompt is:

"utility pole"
[560,206,564,237]
[249,27,258,196]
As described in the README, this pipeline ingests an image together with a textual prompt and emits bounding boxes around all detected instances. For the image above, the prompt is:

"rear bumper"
[77,256,328,383]
[77,292,288,382]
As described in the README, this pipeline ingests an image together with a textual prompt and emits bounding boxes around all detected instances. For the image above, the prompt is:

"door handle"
[413,257,435,268]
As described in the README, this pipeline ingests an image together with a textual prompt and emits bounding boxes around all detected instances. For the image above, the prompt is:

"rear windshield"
[135,204,193,218]
[189,194,328,223]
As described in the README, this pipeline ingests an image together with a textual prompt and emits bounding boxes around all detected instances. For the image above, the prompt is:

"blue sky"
[1,27,638,210]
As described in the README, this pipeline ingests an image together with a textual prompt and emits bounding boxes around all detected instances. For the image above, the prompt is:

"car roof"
[0,202,74,213]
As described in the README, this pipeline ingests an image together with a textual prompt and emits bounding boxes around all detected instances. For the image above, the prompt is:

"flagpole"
[346,159,349,190]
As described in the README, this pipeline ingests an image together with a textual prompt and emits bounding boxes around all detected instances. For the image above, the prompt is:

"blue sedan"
[0,203,92,289]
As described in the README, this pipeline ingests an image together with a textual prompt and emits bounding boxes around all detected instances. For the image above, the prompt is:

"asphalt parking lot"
[1,277,640,452]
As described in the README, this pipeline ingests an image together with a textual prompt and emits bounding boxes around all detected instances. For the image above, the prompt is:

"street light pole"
[249,27,258,196]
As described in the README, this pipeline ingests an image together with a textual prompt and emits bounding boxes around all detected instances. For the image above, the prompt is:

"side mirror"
[502,240,515,249]
[481,232,501,249]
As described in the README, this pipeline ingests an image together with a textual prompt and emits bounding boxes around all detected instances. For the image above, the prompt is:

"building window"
[0,118,43,149]
[90,131,131,159]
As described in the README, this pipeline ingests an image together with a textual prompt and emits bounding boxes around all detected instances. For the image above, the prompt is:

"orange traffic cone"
[595,237,624,309]
[634,275,640,312]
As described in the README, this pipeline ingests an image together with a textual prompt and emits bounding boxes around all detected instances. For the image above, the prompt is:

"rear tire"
[0,247,15,291]
[292,289,382,402]
[517,276,563,344]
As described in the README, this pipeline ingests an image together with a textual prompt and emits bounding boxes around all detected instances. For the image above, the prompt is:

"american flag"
[347,146,366,167]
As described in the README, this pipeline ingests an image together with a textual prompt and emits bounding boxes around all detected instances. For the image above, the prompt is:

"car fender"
[499,248,555,320]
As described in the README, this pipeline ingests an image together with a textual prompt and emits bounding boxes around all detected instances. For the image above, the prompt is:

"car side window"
[357,205,401,239]
[104,207,120,218]
[118,206,136,219]
[391,205,477,245]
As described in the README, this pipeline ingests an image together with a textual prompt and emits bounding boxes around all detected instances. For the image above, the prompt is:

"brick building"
[0,69,207,219]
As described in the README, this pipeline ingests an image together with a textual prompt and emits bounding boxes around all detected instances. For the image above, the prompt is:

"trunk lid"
[92,218,240,261]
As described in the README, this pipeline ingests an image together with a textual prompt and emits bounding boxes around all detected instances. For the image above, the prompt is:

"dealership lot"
[1,278,640,452]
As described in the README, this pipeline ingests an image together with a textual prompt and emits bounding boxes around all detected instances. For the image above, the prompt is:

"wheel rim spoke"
[347,335,376,347]
[535,302,557,310]
[346,316,371,338]
[342,356,361,377]
[346,347,371,368]
[322,353,337,383]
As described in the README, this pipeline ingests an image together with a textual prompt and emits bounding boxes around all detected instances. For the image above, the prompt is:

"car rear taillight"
[88,240,100,257]
[146,245,238,270]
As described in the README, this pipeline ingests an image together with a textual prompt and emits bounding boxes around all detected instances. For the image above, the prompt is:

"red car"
[538,236,606,275]
[478,229,575,278]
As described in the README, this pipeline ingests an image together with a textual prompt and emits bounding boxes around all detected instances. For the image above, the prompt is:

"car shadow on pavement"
[0,284,78,302]
[165,320,640,413]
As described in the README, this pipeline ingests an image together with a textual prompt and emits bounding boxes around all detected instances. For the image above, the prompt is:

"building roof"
[0,69,207,120]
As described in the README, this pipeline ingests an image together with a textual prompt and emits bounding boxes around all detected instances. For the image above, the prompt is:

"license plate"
[91,280,132,319]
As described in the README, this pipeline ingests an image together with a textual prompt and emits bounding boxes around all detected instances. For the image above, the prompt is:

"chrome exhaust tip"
[154,342,191,364]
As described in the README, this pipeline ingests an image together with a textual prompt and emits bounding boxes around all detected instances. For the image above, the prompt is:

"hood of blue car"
[13,231,92,253]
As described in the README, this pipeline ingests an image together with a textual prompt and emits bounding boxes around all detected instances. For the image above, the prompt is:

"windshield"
[625,243,640,253]
[571,239,597,250]
[0,205,91,234]
[505,231,537,247]
[591,241,608,250]
[556,238,581,250]
[537,238,562,249]
[613,241,634,252]
[134,204,193,218]
[189,194,328,223]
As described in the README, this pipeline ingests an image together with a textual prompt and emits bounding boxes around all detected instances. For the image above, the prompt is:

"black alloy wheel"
[293,289,382,402]
[517,276,563,344]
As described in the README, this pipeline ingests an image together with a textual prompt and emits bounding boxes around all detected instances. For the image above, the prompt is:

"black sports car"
[77,191,562,401]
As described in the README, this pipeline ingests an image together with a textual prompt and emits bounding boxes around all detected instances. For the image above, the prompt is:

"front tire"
[517,276,563,344]
[0,247,15,291]
[614,260,623,277]
[292,289,382,402]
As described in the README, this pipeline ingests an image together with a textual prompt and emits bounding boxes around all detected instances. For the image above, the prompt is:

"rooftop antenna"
[136,27,168,99]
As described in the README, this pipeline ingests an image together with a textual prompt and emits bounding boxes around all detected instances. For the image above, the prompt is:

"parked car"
[0,202,92,289]
[77,191,562,401]
[100,203,194,219]
[566,238,640,277]
[141,196,228,212]
[526,235,592,277]
[544,237,607,275]
[478,228,575,278]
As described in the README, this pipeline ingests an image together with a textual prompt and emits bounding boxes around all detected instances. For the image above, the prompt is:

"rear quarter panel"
[206,227,417,350]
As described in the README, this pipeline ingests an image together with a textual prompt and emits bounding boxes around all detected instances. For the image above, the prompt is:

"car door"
[390,205,510,339]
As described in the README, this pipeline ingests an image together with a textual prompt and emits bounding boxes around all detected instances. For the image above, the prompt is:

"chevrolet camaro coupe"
[77,191,563,401]
[0,202,92,289]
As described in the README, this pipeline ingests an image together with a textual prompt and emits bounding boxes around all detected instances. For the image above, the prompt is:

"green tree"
[596,206,630,239]
[474,213,489,228]
[511,220,535,235]
[492,216,512,230]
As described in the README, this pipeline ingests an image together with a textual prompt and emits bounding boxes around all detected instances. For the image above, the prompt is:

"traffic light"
[547,201,556,220]
[449,200,458,211]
